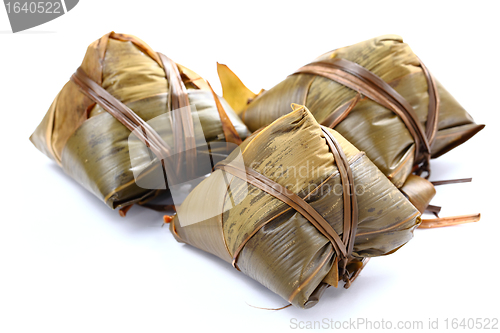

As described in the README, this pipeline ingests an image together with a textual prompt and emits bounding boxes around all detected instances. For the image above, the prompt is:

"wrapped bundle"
[218,35,484,189]
[169,106,421,308]
[30,32,250,213]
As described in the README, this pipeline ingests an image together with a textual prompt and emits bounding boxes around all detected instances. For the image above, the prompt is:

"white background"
[1,1,499,332]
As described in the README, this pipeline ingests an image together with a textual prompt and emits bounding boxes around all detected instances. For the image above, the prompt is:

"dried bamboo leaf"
[217,63,257,115]
[400,174,436,213]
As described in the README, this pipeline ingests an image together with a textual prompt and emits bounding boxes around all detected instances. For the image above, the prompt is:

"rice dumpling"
[219,35,484,189]
[169,105,421,308]
[30,32,250,213]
